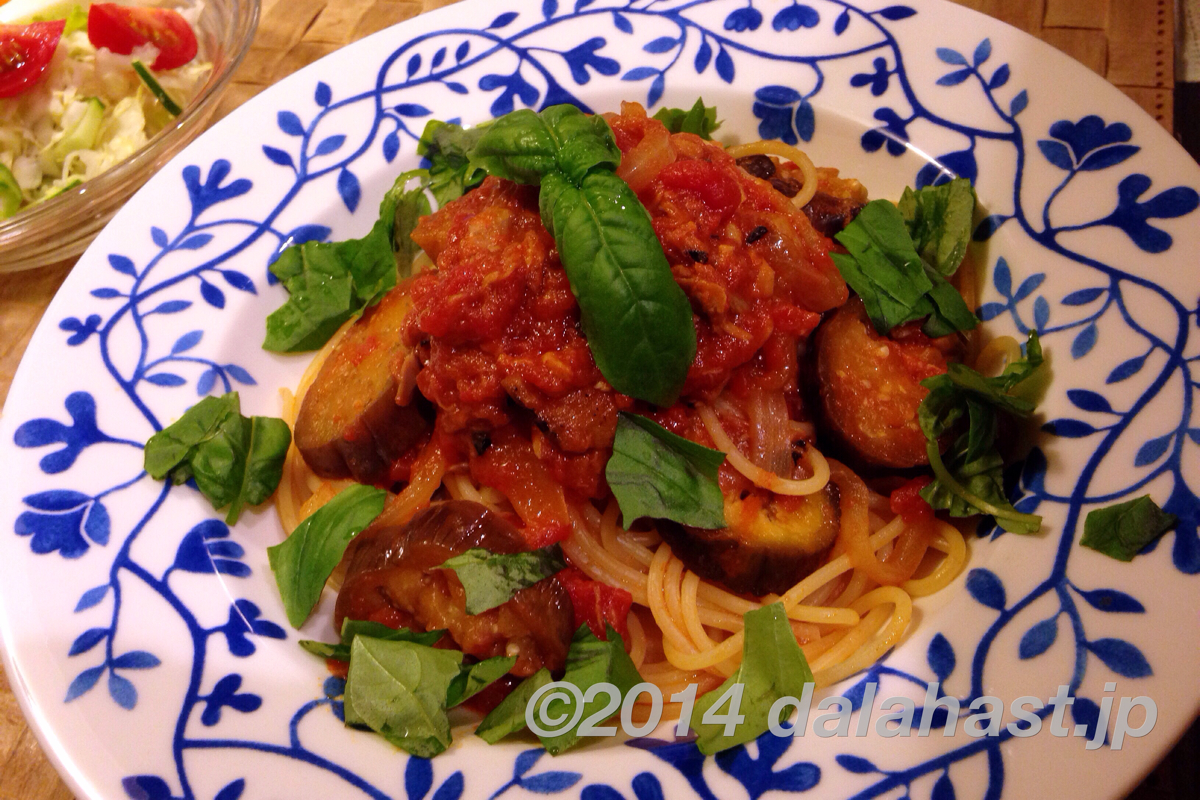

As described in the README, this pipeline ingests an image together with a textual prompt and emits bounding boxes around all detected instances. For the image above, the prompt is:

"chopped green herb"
[446,655,517,708]
[143,392,291,525]
[918,332,1045,534]
[299,620,445,661]
[652,98,721,139]
[0,164,21,219]
[475,667,551,744]
[692,602,814,754]
[897,178,976,276]
[536,624,643,755]
[342,636,463,757]
[267,484,387,628]
[62,5,88,35]
[832,198,978,337]
[606,412,726,529]
[1082,496,1177,561]
[264,169,421,353]
[437,545,566,615]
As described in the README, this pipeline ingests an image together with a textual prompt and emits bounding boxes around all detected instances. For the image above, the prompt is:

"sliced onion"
[617,122,675,193]
[747,388,793,478]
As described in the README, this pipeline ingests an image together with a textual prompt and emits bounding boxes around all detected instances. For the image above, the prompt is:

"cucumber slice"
[44,96,105,167]
[0,164,22,220]
[132,60,183,117]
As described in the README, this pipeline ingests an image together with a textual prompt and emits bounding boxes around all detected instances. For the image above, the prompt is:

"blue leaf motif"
[694,39,712,73]
[314,134,346,156]
[621,67,657,82]
[1010,89,1029,116]
[200,674,263,725]
[109,671,137,709]
[122,776,173,800]
[973,38,992,66]
[976,302,1007,322]
[1079,144,1139,171]
[66,665,105,701]
[724,6,763,32]
[222,270,256,294]
[431,773,464,800]
[150,300,191,314]
[834,9,850,34]
[514,749,543,779]
[220,599,286,657]
[563,38,620,85]
[1033,295,1050,329]
[1049,116,1132,162]
[478,69,539,117]
[395,103,432,117]
[878,6,917,20]
[383,131,400,162]
[1076,588,1145,613]
[196,368,217,396]
[112,651,161,670]
[794,101,815,142]
[16,492,109,557]
[1037,140,1074,170]
[91,288,122,298]
[109,254,137,275]
[936,48,967,65]
[171,330,203,354]
[644,36,678,54]
[1106,355,1146,383]
[1019,617,1057,659]
[1071,322,1098,359]
[146,373,186,387]
[60,314,103,346]
[927,632,955,682]
[836,755,877,774]
[277,111,304,136]
[455,41,469,62]
[772,4,819,31]
[225,364,256,385]
[932,772,956,800]
[182,160,252,215]
[1100,174,1200,254]
[488,12,518,29]
[937,68,972,87]
[1134,434,1172,467]
[263,146,294,168]
[314,82,331,107]
[966,568,1006,610]
[647,74,665,108]
[542,0,558,20]
[75,584,109,612]
[1062,287,1105,305]
[407,53,421,78]
[1067,389,1113,414]
[1042,418,1097,438]
[173,519,249,576]
[14,392,118,474]
[215,779,246,800]
[1012,273,1045,302]
[406,756,433,800]
[580,787,623,800]
[520,772,583,793]
[1088,638,1152,677]
[150,227,168,247]
[989,63,1010,89]
[715,46,735,82]
[200,279,226,309]
[70,627,108,656]
[1071,696,1105,744]
[337,168,361,213]
[612,11,633,34]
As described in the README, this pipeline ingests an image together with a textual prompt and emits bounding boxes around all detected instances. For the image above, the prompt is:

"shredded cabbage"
[0,3,211,216]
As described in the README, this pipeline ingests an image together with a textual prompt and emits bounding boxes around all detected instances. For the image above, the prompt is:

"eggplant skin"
[294,287,429,484]
[658,485,840,596]
[335,500,574,676]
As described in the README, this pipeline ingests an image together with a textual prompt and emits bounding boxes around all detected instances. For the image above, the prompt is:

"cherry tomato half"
[0,20,65,99]
[87,4,197,71]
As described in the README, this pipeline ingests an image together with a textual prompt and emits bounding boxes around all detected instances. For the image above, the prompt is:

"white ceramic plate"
[3,2,1198,799]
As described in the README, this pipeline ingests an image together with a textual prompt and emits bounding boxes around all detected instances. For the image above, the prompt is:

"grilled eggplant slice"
[658,484,840,596]
[294,287,429,484]
[334,500,574,676]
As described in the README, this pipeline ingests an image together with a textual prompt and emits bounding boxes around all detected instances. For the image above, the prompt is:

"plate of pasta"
[1,2,1198,800]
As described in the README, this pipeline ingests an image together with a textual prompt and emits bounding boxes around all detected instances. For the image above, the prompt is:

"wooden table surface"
[0,1,1186,797]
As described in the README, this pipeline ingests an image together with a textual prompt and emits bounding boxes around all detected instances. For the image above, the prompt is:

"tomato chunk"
[555,566,633,642]
[88,4,197,71]
[0,21,65,99]
[889,475,935,525]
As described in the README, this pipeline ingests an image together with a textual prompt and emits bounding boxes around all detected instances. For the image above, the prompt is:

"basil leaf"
[299,622,445,661]
[540,168,696,405]
[470,105,621,185]
[446,655,517,708]
[536,624,643,755]
[1081,496,1178,561]
[832,199,978,336]
[918,332,1045,534]
[897,178,975,276]
[386,169,433,276]
[143,392,290,525]
[267,484,387,628]
[693,602,813,755]
[606,412,726,529]
[264,169,416,353]
[476,667,551,744]
[436,545,567,615]
[343,637,463,757]
[652,98,720,139]
[417,119,488,206]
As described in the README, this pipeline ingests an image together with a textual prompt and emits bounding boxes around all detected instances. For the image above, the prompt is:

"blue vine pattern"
[6,2,1198,799]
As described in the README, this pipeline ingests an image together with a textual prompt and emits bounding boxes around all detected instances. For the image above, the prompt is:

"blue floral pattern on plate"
[1,2,1198,799]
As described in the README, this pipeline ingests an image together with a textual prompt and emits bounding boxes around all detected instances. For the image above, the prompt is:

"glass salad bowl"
[0,0,260,272]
